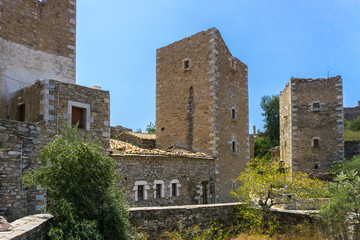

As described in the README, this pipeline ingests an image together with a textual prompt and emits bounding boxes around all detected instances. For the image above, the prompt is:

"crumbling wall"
[344,105,360,121]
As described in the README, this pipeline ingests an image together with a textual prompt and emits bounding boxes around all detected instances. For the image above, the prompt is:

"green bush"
[23,124,133,240]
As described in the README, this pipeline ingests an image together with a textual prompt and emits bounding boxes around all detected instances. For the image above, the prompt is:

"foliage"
[160,221,229,240]
[23,124,133,240]
[254,136,272,159]
[232,158,325,235]
[344,129,360,141]
[135,127,142,133]
[320,155,360,239]
[260,95,280,148]
[345,116,360,132]
[145,122,156,134]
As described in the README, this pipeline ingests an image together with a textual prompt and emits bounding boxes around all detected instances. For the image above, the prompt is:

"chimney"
[357,101,360,107]
[253,125,256,135]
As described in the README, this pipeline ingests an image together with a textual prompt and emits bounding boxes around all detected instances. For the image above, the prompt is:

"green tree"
[145,121,156,134]
[321,155,360,239]
[23,125,132,240]
[260,95,280,147]
[232,158,325,235]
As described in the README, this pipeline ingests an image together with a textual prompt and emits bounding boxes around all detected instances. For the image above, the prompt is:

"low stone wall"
[129,203,315,239]
[0,214,52,240]
[344,106,360,121]
[345,141,360,160]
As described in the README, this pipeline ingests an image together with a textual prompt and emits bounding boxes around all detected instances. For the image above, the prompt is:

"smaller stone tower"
[280,76,344,178]
[156,28,250,202]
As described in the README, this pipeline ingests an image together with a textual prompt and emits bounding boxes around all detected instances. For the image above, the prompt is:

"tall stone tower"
[0,0,76,118]
[156,28,250,202]
[280,76,344,179]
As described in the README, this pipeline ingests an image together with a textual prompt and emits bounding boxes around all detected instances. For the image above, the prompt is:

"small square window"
[183,59,190,70]
[313,138,320,148]
[138,185,144,201]
[314,163,319,170]
[312,102,321,111]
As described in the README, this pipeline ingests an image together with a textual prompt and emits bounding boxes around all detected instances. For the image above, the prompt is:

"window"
[153,180,165,199]
[133,181,149,201]
[72,106,84,129]
[231,108,236,120]
[169,179,181,197]
[137,185,144,201]
[311,101,321,111]
[232,141,237,152]
[313,138,320,148]
[17,103,25,122]
[314,163,319,170]
[68,101,90,131]
[172,183,177,197]
[232,181,236,188]
[230,58,238,71]
[183,59,190,70]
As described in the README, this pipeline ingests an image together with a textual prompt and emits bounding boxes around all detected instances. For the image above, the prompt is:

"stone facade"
[280,77,344,178]
[0,0,76,118]
[156,28,249,203]
[344,102,360,121]
[112,154,215,206]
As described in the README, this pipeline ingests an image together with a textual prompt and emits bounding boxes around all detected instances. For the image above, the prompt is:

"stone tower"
[156,28,250,202]
[280,76,344,179]
[0,0,76,118]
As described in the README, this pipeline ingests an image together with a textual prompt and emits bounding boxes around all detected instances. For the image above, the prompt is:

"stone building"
[0,0,76,118]
[156,28,250,203]
[280,76,344,178]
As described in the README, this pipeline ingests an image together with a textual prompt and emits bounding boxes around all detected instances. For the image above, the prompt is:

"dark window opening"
[138,185,144,201]
[313,139,320,148]
[231,108,236,120]
[156,184,162,198]
[17,104,25,122]
[183,60,190,70]
[161,127,165,131]
[314,163,319,170]
[201,182,208,204]
[232,141,236,152]
[72,106,84,129]
[172,183,177,197]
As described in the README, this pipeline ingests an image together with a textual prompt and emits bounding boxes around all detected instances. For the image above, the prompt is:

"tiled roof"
[126,131,156,140]
[109,139,213,158]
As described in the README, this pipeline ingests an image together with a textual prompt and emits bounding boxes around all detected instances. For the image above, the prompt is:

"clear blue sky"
[76,0,360,132]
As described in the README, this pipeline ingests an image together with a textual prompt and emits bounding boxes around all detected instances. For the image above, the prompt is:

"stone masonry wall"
[156,28,249,203]
[129,203,316,239]
[0,120,51,222]
[345,141,360,160]
[112,154,215,207]
[280,82,292,169]
[0,0,76,118]
[7,80,110,148]
[111,126,156,149]
[344,106,360,121]
[285,77,344,178]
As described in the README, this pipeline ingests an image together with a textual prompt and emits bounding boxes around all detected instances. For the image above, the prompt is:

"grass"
[344,129,360,141]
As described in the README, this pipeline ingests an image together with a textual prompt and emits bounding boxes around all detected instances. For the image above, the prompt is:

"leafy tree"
[260,95,280,147]
[344,116,360,141]
[145,121,156,134]
[134,127,142,133]
[253,136,272,159]
[23,125,133,240]
[345,116,360,132]
[232,158,325,235]
[320,155,360,239]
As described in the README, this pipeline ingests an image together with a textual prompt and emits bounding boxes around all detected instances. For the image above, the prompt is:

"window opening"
[313,138,320,148]
[156,184,162,198]
[72,106,84,129]
[137,185,144,201]
[314,163,319,170]
[172,183,177,197]
[231,108,236,120]
[232,141,237,152]
[183,59,190,70]
[201,182,208,204]
[18,104,25,122]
